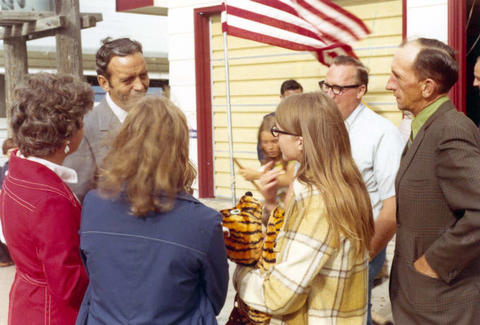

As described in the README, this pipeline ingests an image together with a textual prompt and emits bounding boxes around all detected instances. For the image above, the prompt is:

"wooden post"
[0,8,101,134]
[55,0,83,77]
[3,31,28,134]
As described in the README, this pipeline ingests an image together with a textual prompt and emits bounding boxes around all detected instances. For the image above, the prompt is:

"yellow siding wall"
[211,0,402,198]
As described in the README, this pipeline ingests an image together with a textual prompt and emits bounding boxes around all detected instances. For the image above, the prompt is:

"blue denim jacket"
[76,190,229,325]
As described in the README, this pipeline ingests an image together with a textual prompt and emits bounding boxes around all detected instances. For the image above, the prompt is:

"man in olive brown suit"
[386,38,480,324]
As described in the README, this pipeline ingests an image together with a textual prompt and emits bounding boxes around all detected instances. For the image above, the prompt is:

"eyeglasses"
[318,80,360,95]
[270,126,298,137]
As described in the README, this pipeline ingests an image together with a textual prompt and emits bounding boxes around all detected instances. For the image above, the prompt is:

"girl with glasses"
[233,91,374,324]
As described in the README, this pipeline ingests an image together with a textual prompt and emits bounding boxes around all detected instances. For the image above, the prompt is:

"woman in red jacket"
[0,73,93,324]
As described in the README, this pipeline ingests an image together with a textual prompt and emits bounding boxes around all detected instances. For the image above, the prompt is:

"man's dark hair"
[332,55,369,93]
[96,37,143,79]
[404,38,458,93]
[280,79,303,96]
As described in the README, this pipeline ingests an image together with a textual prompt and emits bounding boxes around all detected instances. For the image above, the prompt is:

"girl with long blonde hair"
[77,96,229,325]
[234,92,374,324]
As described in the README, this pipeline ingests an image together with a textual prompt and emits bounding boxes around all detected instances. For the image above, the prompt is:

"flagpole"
[222,30,237,205]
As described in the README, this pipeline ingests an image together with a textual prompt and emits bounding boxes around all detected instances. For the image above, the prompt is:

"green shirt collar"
[411,96,449,139]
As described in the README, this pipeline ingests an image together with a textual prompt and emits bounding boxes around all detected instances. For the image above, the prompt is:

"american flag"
[221,0,370,66]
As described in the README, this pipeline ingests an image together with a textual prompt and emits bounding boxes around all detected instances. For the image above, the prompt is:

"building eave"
[116,0,168,16]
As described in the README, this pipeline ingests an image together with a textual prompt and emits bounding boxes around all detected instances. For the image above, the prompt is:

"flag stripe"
[303,0,369,39]
[226,6,330,44]
[250,0,368,42]
[223,14,327,49]
[227,0,318,37]
[222,0,370,66]
[247,0,349,44]
[312,43,356,67]
[224,25,322,52]
[314,0,370,35]
[250,0,297,16]
[296,0,362,42]
[225,0,346,44]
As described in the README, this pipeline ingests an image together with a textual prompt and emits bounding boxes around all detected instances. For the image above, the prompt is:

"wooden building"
[119,0,478,199]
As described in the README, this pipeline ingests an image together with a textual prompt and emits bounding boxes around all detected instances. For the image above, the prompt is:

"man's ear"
[97,75,110,93]
[356,84,367,99]
[421,78,437,98]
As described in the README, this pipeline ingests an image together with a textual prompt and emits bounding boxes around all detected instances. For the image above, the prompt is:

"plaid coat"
[234,180,368,324]
[391,100,480,324]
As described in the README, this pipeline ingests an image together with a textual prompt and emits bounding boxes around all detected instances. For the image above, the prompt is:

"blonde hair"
[98,96,196,216]
[275,92,374,256]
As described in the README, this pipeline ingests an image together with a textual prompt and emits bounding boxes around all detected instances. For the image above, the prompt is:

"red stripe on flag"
[297,0,361,41]
[224,25,321,52]
[250,0,297,16]
[226,6,328,44]
[318,0,370,35]
[222,0,370,66]
[221,2,227,33]
[248,0,365,43]
[314,43,356,66]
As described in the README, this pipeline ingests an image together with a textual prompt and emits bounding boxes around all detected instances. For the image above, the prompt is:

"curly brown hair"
[98,95,197,216]
[10,73,94,157]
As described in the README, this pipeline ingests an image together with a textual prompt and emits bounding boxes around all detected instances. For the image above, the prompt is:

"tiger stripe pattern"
[222,192,285,325]
[220,192,263,266]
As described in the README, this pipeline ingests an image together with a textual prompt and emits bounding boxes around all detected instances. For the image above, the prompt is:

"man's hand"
[414,255,439,279]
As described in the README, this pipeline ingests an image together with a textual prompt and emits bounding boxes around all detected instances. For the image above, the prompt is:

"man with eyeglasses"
[320,55,404,325]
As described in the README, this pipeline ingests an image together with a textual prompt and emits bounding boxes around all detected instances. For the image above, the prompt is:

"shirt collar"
[106,92,128,123]
[344,102,365,131]
[17,151,78,184]
[293,178,320,201]
[411,96,449,139]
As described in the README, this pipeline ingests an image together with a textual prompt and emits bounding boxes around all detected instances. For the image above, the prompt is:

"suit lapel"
[97,98,121,132]
[396,126,426,187]
[395,101,455,188]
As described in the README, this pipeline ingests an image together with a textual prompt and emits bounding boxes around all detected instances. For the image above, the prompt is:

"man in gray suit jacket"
[64,38,149,202]
[386,38,480,323]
